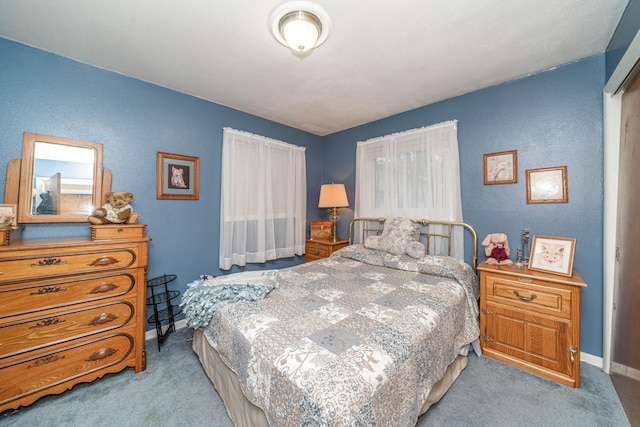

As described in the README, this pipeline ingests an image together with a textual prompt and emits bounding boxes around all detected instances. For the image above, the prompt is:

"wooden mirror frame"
[15,133,106,223]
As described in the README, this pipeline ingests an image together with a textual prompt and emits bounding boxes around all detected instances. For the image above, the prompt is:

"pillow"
[364,217,421,255]
[406,241,426,259]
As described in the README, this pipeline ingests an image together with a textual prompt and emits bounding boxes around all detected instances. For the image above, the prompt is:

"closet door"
[611,66,640,426]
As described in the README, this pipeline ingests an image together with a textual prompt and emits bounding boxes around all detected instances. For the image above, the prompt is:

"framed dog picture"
[483,150,517,185]
[528,235,576,277]
[156,152,200,200]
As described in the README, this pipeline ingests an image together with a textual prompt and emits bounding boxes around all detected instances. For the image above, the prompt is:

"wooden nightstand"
[304,239,349,262]
[477,263,587,388]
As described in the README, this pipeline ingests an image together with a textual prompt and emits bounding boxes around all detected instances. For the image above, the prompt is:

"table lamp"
[318,183,349,242]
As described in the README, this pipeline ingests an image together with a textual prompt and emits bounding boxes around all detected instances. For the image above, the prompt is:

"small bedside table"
[477,263,587,388]
[304,238,349,262]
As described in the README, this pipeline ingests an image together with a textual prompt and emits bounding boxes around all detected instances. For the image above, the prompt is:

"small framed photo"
[526,166,568,204]
[528,235,576,277]
[156,152,200,200]
[0,204,17,228]
[484,150,517,185]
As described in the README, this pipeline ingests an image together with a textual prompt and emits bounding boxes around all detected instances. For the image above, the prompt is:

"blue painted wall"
[321,55,606,357]
[606,0,640,80]
[0,38,322,328]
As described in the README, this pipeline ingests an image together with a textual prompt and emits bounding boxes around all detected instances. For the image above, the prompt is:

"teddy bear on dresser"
[482,233,513,265]
[88,191,140,225]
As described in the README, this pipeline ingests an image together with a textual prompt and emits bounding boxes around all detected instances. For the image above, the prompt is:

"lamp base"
[329,207,339,242]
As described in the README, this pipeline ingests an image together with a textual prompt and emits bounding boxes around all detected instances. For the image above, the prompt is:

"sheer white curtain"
[219,128,306,270]
[355,120,464,258]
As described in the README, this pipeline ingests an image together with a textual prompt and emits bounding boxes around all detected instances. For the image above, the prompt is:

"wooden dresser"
[304,238,349,262]
[0,232,150,412]
[477,263,587,388]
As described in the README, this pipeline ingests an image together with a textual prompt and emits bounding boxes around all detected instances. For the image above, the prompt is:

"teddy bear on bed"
[482,233,513,265]
[88,191,140,225]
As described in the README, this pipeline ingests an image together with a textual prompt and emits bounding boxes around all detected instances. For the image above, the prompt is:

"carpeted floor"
[1,327,630,426]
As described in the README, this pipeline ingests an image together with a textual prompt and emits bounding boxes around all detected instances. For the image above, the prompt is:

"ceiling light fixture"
[269,1,332,55]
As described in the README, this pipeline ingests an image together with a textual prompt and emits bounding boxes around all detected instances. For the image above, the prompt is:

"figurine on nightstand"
[482,233,513,265]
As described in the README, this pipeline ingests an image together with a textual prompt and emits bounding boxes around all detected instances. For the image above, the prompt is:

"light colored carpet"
[1,327,629,426]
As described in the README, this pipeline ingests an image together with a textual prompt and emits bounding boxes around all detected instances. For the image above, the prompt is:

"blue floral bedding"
[199,244,479,426]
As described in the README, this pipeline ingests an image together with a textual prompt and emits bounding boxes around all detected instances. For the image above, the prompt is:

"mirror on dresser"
[4,132,111,223]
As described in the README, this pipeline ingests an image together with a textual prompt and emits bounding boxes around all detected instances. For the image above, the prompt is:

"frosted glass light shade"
[269,1,332,54]
[318,183,349,208]
[280,11,320,53]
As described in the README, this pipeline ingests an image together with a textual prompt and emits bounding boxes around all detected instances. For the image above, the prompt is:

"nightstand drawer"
[304,239,349,263]
[484,272,572,320]
[305,242,330,258]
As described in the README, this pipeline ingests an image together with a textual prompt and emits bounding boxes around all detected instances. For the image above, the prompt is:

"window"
[219,128,306,270]
[355,120,463,258]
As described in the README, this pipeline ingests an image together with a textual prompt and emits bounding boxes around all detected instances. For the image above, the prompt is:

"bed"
[183,217,480,426]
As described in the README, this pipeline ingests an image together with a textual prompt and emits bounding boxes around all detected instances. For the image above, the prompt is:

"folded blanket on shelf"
[180,270,279,328]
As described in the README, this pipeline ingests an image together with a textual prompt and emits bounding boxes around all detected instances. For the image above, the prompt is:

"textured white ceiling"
[0,0,628,136]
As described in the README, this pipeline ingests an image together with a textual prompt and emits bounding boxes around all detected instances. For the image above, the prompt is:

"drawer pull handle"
[88,313,117,326]
[313,251,320,255]
[89,282,119,294]
[31,285,67,295]
[517,276,533,284]
[86,347,118,362]
[513,290,537,302]
[88,256,120,266]
[31,257,68,267]
[29,354,65,368]
[30,317,65,329]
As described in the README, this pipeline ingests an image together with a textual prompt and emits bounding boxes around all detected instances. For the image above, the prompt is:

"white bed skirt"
[192,328,468,427]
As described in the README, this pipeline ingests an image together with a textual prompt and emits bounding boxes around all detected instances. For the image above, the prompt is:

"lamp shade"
[269,1,332,54]
[280,10,321,53]
[318,183,349,208]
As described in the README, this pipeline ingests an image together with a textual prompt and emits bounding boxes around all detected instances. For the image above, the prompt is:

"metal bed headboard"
[348,217,478,270]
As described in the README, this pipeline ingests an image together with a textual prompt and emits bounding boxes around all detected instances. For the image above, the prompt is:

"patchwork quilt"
[200,245,479,426]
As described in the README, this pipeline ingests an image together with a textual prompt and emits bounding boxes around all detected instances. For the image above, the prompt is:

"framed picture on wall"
[526,166,568,204]
[483,150,517,185]
[528,235,576,277]
[0,204,17,228]
[156,152,200,200]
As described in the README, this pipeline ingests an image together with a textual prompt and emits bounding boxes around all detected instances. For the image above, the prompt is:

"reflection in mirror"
[18,133,104,223]
[32,142,95,216]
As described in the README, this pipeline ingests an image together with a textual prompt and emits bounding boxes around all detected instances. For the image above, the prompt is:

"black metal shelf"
[146,274,181,351]
[147,274,176,288]
[147,305,183,324]
[146,290,180,306]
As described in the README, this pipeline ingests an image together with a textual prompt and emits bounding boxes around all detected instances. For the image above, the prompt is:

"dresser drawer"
[0,332,134,407]
[0,247,139,282]
[305,242,330,258]
[483,272,572,319]
[0,300,135,359]
[0,272,136,318]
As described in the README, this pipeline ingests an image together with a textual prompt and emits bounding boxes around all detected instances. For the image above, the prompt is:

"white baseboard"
[145,319,188,342]
[581,352,603,369]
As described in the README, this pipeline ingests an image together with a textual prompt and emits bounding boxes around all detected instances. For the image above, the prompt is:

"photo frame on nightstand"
[528,235,576,277]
